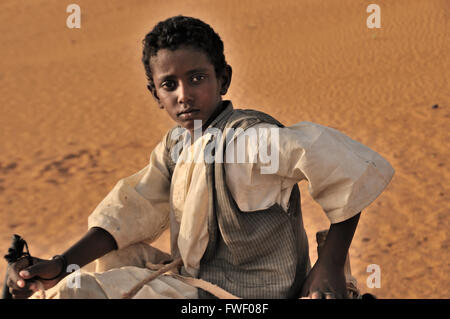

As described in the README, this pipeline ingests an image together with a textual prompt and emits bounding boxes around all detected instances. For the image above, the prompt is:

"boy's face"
[149,46,230,133]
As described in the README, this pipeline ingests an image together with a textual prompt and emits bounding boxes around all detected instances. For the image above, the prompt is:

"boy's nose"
[177,82,194,105]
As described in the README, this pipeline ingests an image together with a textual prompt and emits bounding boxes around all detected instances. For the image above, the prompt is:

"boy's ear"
[220,65,232,95]
[147,84,164,109]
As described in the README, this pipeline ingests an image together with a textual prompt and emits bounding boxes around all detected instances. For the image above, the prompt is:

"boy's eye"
[161,80,176,90]
[191,74,206,83]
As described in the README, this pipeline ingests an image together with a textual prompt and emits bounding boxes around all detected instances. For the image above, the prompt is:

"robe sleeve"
[225,121,395,223]
[88,139,171,249]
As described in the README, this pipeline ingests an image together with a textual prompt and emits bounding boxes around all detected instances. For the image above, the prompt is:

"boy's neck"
[188,100,228,137]
[205,100,227,128]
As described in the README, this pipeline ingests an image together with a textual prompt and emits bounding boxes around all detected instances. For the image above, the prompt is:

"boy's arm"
[9,227,117,298]
[300,212,361,299]
[61,226,117,271]
[10,136,172,298]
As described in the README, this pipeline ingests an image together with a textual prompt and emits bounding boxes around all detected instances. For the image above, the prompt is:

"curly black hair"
[142,15,227,94]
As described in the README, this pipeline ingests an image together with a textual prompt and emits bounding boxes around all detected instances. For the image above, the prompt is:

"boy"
[7,15,394,299]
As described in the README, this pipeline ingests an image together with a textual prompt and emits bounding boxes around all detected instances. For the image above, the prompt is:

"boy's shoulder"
[161,103,284,151]
[229,108,279,122]
[218,103,285,130]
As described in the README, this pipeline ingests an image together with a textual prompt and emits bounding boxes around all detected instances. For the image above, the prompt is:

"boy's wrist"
[319,213,362,267]
[317,248,347,269]
[51,254,67,278]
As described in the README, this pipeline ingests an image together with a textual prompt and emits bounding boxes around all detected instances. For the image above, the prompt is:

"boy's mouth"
[178,109,200,120]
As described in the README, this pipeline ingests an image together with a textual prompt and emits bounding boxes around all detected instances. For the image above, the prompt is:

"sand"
[0,0,448,299]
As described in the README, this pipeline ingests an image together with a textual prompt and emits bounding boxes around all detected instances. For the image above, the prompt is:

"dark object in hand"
[2,234,33,299]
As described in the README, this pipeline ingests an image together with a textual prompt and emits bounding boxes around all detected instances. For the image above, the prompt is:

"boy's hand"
[300,259,348,299]
[301,213,362,299]
[6,256,64,299]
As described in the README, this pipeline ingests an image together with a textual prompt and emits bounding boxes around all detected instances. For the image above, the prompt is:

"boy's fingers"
[6,258,41,294]
[21,261,48,279]
[310,291,322,299]
[8,276,39,295]
[6,271,25,290]
[10,288,34,299]
[8,276,34,292]
[29,282,38,292]
[8,258,31,281]
[324,292,336,299]
[17,279,26,288]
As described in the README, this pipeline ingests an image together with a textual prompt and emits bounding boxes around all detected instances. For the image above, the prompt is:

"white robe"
[41,116,394,299]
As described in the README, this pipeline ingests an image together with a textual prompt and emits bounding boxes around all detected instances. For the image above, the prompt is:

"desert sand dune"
[0,0,448,298]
